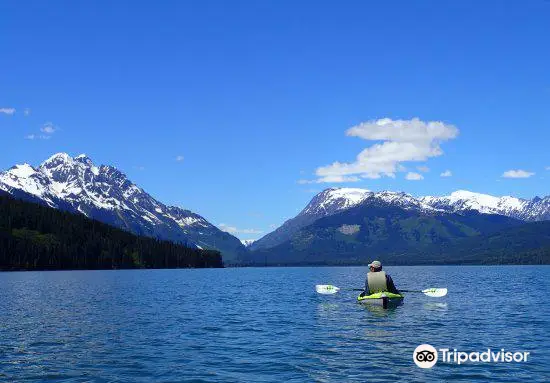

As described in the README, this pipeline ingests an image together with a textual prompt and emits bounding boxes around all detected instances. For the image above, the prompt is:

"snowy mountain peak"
[325,187,372,202]
[241,239,256,247]
[252,187,550,252]
[447,190,515,207]
[0,153,247,262]
[41,152,73,167]
[302,187,550,223]
[8,164,37,178]
[301,188,439,218]
[74,154,93,166]
[420,190,548,221]
[301,187,371,216]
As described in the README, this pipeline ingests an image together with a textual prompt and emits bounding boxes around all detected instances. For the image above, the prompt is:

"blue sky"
[1,1,549,239]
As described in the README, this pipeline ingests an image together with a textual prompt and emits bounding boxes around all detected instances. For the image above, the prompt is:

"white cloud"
[417,165,430,173]
[311,118,458,183]
[26,122,57,140]
[40,122,57,134]
[24,108,31,116]
[501,169,535,178]
[405,172,424,181]
[175,155,184,162]
[25,134,50,140]
[0,108,16,115]
[440,170,452,177]
[546,166,550,171]
[218,223,263,235]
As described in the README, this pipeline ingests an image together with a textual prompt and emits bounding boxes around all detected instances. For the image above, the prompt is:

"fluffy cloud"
[501,169,535,178]
[218,223,263,235]
[40,122,57,134]
[440,170,452,177]
[25,122,58,140]
[310,118,458,183]
[405,172,424,181]
[0,108,16,115]
[175,155,184,162]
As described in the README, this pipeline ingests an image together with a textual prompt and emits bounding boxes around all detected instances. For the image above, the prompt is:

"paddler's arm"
[386,274,400,294]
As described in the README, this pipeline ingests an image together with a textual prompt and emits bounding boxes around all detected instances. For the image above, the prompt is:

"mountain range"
[250,188,550,251]
[0,153,246,264]
[248,188,550,265]
[2,155,549,265]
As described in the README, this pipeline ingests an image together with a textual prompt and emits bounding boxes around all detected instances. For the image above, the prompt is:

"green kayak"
[357,292,404,309]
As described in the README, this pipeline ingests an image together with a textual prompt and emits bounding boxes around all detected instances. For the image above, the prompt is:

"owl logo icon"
[413,344,438,368]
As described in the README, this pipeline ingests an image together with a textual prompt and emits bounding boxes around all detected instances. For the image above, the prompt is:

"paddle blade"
[422,288,448,297]
[315,284,340,295]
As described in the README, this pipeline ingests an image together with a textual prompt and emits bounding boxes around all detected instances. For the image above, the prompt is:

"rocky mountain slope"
[249,198,524,265]
[0,153,246,263]
[251,188,550,251]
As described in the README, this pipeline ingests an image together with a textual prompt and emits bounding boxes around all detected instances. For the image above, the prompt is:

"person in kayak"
[361,260,400,296]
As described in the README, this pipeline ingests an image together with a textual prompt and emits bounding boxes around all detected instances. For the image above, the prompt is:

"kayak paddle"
[315,284,447,297]
[315,285,363,294]
[400,288,448,297]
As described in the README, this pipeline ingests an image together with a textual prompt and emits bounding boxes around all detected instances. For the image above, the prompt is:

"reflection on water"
[316,302,340,312]
[423,302,449,311]
[359,302,403,318]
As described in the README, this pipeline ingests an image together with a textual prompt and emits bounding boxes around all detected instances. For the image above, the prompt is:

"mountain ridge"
[248,198,531,265]
[0,153,247,263]
[251,187,550,251]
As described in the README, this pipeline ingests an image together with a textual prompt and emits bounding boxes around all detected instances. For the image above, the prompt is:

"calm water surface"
[0,266,549,382]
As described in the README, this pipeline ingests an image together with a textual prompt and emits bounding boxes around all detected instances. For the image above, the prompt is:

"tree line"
[0,194,223,270]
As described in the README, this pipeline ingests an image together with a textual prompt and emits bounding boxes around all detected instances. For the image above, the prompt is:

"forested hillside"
[0,194,223,270]
[249,200,550,265]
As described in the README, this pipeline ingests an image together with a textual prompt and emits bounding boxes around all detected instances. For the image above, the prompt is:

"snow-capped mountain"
[241,239,256,247]
[299,187,443,218]
[300,188,372,216]
[251,187,550,251]
[0,153,246,263]
[420,190,550,222]
[251,188,382,250]
[251,187,445,251]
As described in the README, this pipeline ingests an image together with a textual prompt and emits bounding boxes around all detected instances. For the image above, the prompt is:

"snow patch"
[10,164,36,178]
[241,239,256,247]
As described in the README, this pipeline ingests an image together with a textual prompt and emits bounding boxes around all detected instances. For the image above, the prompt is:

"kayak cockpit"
[357,292,404,309]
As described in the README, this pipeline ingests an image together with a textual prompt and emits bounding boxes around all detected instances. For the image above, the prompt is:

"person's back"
[363,260,400,295]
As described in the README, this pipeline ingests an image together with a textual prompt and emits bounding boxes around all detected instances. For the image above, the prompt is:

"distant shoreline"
[227,261,550,267]
[1,263,548,272]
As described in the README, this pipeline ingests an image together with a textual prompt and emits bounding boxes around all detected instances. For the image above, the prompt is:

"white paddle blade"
[315,284,340,295]
[422,288,448,297]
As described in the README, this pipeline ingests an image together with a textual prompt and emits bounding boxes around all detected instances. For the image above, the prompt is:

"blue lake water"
[0,266,549,382]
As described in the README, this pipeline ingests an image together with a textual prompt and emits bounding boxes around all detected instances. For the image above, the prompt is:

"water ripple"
[0,266,548,382]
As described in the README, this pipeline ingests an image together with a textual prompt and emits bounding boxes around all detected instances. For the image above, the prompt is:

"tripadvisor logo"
[413,344,530,368]
[413,344,438,368]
